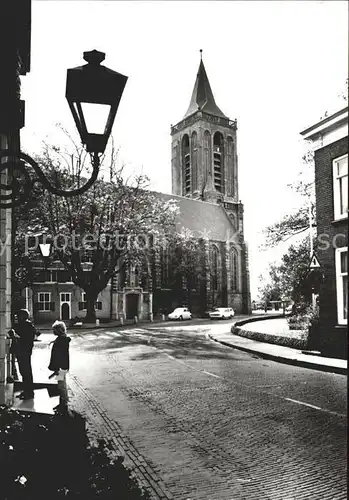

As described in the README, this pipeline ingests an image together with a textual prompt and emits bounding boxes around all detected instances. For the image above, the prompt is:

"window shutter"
[96,301,102,310]
[50,302,55,312]
[78,302,84,311]
[34,302,40,312]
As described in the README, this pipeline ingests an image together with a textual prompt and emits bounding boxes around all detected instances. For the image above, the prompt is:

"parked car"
[209,307,235,320]
[168,307,192,321]
[204,308,216,318]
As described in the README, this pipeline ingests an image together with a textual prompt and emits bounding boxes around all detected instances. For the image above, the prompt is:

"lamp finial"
[83,49,105,65]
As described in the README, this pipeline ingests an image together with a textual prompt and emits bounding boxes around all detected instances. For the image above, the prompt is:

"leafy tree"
[164,229,207,311]
[262,149,315,248]
[15,134,178,322]
[258,238,312,305]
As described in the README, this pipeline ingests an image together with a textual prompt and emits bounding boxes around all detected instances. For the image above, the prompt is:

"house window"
[81,293,87,310]
[333,154,348,220]
[38,292,51,311]
[335,247,348,325]
[60,293,71,302]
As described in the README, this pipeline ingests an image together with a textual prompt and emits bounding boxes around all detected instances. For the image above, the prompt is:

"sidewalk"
[208,330,347,375]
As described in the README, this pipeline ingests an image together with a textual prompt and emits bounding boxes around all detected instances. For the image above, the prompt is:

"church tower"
[170,52,251,315]
[171,51,239,215]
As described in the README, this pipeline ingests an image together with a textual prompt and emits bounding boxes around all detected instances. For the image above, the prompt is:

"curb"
[37,321,161,332]
[36,317,212,333]
[208,334,347,376]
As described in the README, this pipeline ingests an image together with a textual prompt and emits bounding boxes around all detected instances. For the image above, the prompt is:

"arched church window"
[231,247,238,291]
[182,134,191,194]
[140,258,150,289]
[161,246,170,286]
[134,266,140,287]
[210,245,219,291]
[213,132,224,192]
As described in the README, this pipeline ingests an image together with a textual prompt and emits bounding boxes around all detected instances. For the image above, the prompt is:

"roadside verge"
[208,316,347,375]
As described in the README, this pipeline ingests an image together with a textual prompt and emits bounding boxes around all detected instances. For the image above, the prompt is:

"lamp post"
[0,50,127,405]
[0,50,128,207]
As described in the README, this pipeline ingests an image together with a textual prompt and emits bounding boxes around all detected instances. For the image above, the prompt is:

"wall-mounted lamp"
[0,50,128,208]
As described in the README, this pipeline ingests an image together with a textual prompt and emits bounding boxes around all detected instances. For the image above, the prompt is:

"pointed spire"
[183,52,227,119]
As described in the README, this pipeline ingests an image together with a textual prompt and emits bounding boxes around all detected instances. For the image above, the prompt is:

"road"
[46,319,348,499]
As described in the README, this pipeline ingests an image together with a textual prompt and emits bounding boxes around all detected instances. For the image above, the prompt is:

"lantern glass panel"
[39,243,51,258]
[80,103,111,134]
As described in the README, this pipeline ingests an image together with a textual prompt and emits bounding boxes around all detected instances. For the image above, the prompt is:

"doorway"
[61,302,70,320]
[126,294,138,319]
[60,292,71,320]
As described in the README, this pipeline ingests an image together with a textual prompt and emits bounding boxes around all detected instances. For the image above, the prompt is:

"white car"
[168,307,192,320]
[209,307,235,320]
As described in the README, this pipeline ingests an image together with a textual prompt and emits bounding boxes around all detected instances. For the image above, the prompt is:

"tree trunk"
[84,293,97,323]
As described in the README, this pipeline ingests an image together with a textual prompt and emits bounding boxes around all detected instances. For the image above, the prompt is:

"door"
[61,302,70,320]
[60,293,71,320]
[126,294,138,319]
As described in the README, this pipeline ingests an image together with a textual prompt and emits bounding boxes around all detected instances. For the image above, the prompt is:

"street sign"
[309,252,321,269]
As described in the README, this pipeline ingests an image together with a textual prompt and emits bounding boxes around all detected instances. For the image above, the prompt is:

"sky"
[21,0,348,298]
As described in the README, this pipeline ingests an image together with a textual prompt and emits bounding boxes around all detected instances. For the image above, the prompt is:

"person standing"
[12,309,37,400]
[48,320,71,414]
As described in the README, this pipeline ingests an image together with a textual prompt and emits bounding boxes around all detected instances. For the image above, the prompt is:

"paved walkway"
[208,330,347,375]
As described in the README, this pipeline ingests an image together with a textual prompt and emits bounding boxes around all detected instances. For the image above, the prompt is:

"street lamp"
[39,242,52,271]
[66,49,127,155]
[0,50,128,209]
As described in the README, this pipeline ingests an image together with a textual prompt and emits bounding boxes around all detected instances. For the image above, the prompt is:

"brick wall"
[314,136,348,355]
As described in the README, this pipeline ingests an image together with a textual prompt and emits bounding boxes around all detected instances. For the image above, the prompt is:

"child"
[49,321,71,415]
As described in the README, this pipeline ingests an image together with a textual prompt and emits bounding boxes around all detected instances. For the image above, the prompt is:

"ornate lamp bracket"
[0,149,100,208]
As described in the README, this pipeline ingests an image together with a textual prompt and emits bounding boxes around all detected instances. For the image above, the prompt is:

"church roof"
[183,59,227,119]
[155,192,233,241]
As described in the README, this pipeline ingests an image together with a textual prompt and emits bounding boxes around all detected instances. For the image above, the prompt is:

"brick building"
[301,107,348,357]
[0,0,31,403]
[24,55,251,323]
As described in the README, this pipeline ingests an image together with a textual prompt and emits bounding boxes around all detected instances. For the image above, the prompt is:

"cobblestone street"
[34,322,347,500]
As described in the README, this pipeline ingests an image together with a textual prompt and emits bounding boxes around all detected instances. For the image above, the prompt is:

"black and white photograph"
[0,0,347,499]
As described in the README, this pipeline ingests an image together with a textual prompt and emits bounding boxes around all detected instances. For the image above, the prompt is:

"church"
[113,54,251,319]
[153,54,251,316]
[27,55,251,323]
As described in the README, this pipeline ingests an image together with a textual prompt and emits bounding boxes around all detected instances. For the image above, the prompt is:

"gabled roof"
[183,59,227,119]
[155,192,234,241]
[300,107,348,138]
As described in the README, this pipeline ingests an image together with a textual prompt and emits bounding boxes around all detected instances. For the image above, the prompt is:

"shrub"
[232,327,308,350]
[0,406,150,500]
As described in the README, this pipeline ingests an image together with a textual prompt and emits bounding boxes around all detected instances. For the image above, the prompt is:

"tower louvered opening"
[182,134,191,194]
[213,132,224,192]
